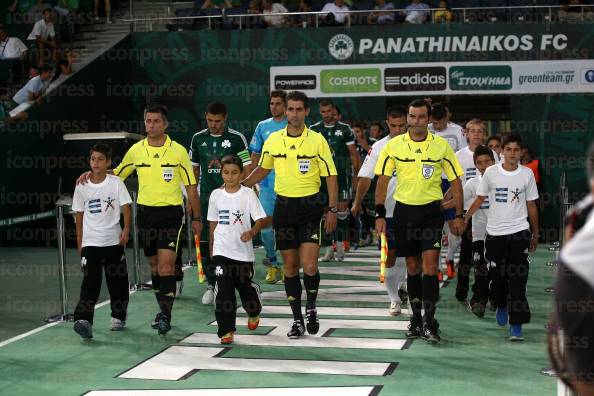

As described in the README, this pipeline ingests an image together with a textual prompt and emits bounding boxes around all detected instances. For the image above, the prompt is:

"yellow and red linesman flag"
[194,235,205,283]
[380,232,387,283]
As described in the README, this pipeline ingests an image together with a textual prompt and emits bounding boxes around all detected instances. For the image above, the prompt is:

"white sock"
[395,257,407,291]
[446,232,462,261]
[384,266,400,303]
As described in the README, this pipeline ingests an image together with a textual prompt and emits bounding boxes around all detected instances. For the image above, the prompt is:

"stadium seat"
[223,7,244,29]
[453,0,484,22]
[352,1,374,25]
[483,0,508,22]
[533,0,558,21]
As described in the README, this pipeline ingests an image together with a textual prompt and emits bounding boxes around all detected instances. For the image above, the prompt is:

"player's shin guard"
[336,211,350,242]
[260,227,278,266]
[422,275,439,324]
[151,274,162,305]
[384,266,400,303]
[407,273,423,321]
[284,275,303,322]
[303,271,320,310]
[159,275,176,320]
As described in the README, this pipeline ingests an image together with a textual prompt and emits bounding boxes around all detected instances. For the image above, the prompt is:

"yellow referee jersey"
[375,131,464,205]
[114,135,196,206]
[259,127,337,197]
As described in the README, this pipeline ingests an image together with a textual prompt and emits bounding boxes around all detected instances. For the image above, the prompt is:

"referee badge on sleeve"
[298,159,310,174]
[162,167,174,182]
[422,164,434,179]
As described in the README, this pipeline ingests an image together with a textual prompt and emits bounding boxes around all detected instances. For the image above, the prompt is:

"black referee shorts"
[138,205,184,257]
[392,201,444,257]
[273,193,324,251]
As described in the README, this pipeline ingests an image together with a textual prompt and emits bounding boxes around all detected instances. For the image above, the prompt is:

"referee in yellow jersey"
[243,91,338,339]
[91,104,202,336]
[374,99,465,344]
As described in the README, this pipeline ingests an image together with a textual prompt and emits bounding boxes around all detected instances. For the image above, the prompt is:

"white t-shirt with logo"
[477,163,539,236]
[464,175,489,242]
[72,175,132,247]
[358,134,397,218]
[456,146,500,183]
[207,185,267,262]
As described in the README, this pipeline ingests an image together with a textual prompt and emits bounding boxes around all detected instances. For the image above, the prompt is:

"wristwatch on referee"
[192,216,202,222]
[328,207,338,214]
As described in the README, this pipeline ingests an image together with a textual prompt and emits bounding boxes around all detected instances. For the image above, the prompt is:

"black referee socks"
[303,271,320,311]
[159,275,176,320]
[151,274,162,304]
[407,273,423,320]
[284,275,304,322]
[422,275,439,324]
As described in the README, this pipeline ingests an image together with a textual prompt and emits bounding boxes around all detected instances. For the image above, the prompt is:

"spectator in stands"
[559,0,593,21]
[8,0,36,18]
[200,0,232,11]
[321,0,350,25]
[50,50,74,84]
[0,25,28,60]
[27,7,57,66]
[292,0,314,27]
[29,0,53,22]
[55,0,79,17]
[245,0,265,28]
[94,0,112,23]
[404,0,429,23]
[12,63,52,106]
[262,0,288,27]
[367,0,395,24]
[433,0,452,23]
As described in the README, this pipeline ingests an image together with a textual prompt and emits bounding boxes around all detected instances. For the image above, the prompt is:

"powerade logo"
[518,70,575,86]
[384,67,446,92]
[274,75,316,90]
[320,68,382,93]
[449,66,512,90]
[582,69,594,83]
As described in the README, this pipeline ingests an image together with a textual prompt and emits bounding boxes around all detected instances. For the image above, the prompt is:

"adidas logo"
[311,233,318,240]
[154,153,160,158]
[201,142,207,147]
[289,145,296,150]
[168,242,175,248]
[287,296,295,302]
[415,149,422,154]
[433,241,440,248]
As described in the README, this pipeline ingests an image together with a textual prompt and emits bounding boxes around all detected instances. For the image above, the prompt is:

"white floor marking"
[86,386,379,396]
[238,305,410,317]
[118,346,395,380]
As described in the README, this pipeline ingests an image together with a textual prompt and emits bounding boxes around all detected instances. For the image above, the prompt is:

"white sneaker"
[202,286,215,305]
[335,242,345,262]
[319,247,334,262]
[389,301,401,316]
[176,280,184,296]
[110,317,126,331]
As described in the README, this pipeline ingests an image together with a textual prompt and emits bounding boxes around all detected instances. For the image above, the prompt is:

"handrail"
[122,4,591,23]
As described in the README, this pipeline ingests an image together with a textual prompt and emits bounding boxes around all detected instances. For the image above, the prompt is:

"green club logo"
[329,34,354,60]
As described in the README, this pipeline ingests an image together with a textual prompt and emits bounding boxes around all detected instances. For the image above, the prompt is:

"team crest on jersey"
[222,139,231,148]
[162,167,174,182]
[298,159,310,174]
[422,164,434,179]
[335,130,343,136]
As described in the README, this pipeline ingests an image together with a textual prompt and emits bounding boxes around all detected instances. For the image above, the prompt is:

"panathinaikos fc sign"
[2,24,594,241]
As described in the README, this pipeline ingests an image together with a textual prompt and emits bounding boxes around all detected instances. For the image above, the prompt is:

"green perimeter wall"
[2,24,594,245]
